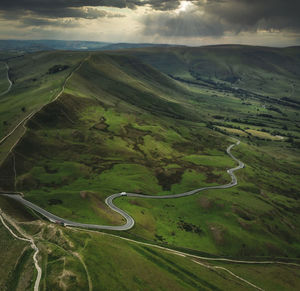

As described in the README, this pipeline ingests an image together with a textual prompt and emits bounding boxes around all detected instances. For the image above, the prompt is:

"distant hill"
[0,39,182,52]
[110,45,300,101]
[100,42,183,50]
[0,40,109,52]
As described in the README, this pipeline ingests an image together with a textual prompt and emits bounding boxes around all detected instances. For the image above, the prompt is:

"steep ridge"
[67,53,199,120]
[0,51,88,138]
[111,45,300,101]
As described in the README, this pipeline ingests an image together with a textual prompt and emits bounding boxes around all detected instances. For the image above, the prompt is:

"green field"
[0,45,300,290]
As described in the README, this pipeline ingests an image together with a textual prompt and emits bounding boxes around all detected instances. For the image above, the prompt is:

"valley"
[0,45,299,290]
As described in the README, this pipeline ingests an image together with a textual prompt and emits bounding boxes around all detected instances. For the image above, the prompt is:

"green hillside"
[2,198,299,291]
[112,45,300,100]
[0,62,9,93]
[0,46,300,290]
[0,51,87,138]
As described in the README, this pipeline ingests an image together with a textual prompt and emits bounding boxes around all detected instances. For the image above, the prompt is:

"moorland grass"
[0,47,299,290]
[3,52,297,261]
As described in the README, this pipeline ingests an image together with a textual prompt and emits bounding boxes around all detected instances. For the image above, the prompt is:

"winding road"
[2,140,244,231]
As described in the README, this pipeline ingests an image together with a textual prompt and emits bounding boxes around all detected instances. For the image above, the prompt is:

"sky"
[0,0,299,47]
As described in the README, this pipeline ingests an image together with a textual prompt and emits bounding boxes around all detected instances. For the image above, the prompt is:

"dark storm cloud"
[0,0,127,11]
[143,12,224,37]
[0,0,299,38]
[0,8,124,21]
[0,0,186,27]
[203,0,300,32]
[146,0,181,11]
[20,18,79,28]
[0,1,128,22]
[0,0,184,17]
[0,1,129,29]
[32,8,116,20]
[143,0,300,38]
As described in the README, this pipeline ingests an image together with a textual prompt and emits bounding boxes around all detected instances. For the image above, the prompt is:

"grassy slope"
[0,62,9,93]
[1,53,231,217]
[0,225,35,291]
[1,203,299,291]
[0,47,299,289]
[0,50,298,258]
[0,51,88,137]
[114,140,300,258]
[113,46,300,142]
[0,196,37,291]
[113,45,300,99]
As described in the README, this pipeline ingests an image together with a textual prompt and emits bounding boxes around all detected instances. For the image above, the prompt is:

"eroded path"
[0,209,42,291]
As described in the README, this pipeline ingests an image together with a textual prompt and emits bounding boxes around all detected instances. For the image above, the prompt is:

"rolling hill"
[112,45,300,100]
[0,46,300,290]
[0,39,182,52]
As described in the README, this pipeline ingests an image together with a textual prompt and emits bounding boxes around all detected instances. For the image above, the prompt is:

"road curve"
[2,139,244,231]
[0,62,12,97]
